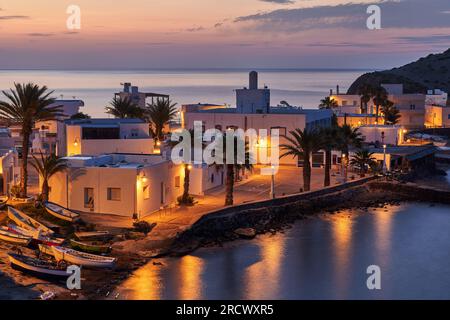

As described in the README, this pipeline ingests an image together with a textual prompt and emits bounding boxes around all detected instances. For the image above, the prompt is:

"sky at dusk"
[1,0,450,69]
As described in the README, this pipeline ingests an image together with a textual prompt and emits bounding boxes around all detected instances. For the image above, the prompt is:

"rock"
[138,250,163,258]
[234,228,256,239]
[126,231,145,240]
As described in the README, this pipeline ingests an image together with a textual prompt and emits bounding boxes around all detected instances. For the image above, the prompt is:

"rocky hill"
[348,48,450,101]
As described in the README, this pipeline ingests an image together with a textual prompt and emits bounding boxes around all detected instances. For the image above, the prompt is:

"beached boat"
[74,231,110,240]
[38,244,55,256]
[44,202,80,222]
[0,195,8,209]
[8,253,69,279]
[7,224,64,246]
[52,246,116,268]
[70,239,111,254]
[7,206,54,235]
[0,227,32,246]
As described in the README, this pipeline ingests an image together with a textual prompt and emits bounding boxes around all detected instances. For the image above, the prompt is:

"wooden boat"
[74,231,110,240]
[44,202,80,222]
[8,253,69,279]
[0,227,32,246]
[38,244,55,256]
[7,206,54,235]
[0,195,8,209]
[70,239,111,254]
[7,224,64,247]
[52,246,116,268]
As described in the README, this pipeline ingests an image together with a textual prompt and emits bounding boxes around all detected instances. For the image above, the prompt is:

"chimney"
[336,85,340,95]
[124,82,131,93]
[131,86,138,94]
[249,71,258,90]
[330,89,333,96]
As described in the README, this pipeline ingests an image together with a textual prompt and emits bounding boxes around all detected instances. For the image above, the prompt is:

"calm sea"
[0,69,369,117]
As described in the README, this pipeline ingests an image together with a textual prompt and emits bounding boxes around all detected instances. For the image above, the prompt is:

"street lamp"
[270,165,276,199]
[382,144,387,174]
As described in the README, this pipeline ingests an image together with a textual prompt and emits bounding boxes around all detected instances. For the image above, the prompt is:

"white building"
[115,83,169,108]
[358,125,406,146]
[0,128,19,195]
[65,118,154,156]
[426,89,448,107]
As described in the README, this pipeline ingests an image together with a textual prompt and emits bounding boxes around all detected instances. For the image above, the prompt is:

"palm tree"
[357,84,373,114]
[70,112,91,119]
[105,97,144,119]
[337,124,363,182]
[280,128,322,192]
[350,149,376,177]
[0,83,63,198]
[372,86,387,123]
[30,152,68,201]
[319,96,338,109]
[381,100,401,125]
[212,133,253,206]
[168,129,202,205]
[145,98,178,142]
[320,125,339,187]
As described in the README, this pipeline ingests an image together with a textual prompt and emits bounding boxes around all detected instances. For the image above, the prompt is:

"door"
[84,187,94,210]
[160,182,165,205]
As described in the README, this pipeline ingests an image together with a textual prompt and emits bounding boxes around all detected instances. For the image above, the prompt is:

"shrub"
[133,221,153,235]
[177,195,194,206]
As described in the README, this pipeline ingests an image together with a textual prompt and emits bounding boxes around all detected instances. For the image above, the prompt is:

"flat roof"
[65,118,145,126]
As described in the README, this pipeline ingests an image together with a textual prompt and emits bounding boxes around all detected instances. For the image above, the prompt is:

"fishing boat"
[38,244,55,256]
[52,246,116,268]
[70,239,111,254]
[44,202,80,222]
[7,206,54,235]
[0,195,8,209]
[7,224,64,247]
[74,231,110,240]
[0,227,32,246]
[8,253,69,279]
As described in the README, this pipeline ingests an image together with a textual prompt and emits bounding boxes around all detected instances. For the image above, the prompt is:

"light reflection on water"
[114,203,450,300]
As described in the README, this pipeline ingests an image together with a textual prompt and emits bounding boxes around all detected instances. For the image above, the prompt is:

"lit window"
[143,185,150,199]
[107,188,121,201]
[175,176,181,188]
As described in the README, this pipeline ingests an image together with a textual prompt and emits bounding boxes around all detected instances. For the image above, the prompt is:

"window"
[211,173,215,183]
[130,129,139,137]
[448,114,450,120]
[342,100,347,106]
[84,188,94,208]
[270,126,287,137]
[107,188,121,201]
[410,104,416,110]
[143,185,150,199]
[82,127,120,140]
[175,176,181,188]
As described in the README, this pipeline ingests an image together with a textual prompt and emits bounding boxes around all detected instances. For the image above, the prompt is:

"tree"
[350,149,376,177]
[280,128,323,192]
[145,98,178,142]
[212,132,253,206]
[168,129,202,205]
[372,86,387,123]
[381,100,401,125]
[30,152,68,202]
[357,84,373,114]
[0,83,63,198]
[337,124,363,182]
[105,97,144,119]
[319,96,338,109]
[70,112,91,119]
[320,125,339,187]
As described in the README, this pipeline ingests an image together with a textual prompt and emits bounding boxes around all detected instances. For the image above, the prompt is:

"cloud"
[63,31,79,35]
[0,15,30,20]
[27,33,54,37]
[307,42,377,48]
[233,0,450,33]
[185,26,205,32]
[259,0,295,4]
[394,34,450,44]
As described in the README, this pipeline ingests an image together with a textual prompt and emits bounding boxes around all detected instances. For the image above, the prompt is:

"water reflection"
[114,203,450,300]
[244,233,287,299]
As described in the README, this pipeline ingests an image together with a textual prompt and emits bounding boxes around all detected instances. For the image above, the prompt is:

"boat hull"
[0,229,31,246]
[7,206,54,235]
[70,239,111,254]
[52,246,116,268]
[8,254,69,280]
[44,202,80,223]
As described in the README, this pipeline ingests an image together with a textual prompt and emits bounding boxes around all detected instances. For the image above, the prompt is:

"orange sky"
[1,0,449,69]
